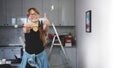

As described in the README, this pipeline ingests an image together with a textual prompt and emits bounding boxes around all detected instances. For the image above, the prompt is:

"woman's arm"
[43,13,50,32]
[23,23,32,33]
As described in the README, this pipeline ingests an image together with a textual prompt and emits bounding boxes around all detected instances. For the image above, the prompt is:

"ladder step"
[53,43,61,45]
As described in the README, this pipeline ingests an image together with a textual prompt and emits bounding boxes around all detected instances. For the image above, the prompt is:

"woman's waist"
[25,45,44,54]
[24,49,45,56]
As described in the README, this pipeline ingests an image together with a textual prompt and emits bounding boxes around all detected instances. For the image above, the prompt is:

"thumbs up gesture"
[43,13,50,26]
[44,13,47,19]
[42,13,50,32]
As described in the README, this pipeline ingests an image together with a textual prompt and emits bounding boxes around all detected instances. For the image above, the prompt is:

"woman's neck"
[32,22,39,32]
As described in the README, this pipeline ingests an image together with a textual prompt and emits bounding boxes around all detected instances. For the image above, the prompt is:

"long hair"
[39,27,47,45]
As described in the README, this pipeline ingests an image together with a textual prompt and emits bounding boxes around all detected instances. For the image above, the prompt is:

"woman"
[20,8,50,68]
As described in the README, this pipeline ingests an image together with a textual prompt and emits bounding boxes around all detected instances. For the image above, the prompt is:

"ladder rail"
[49,35,56,56]
[49,23,67,57]
[48,23,71,68]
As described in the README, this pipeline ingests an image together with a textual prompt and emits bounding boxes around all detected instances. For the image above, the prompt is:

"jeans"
[19,50,49,68]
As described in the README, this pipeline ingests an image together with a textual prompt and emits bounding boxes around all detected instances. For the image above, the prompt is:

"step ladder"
[48,23,71,68]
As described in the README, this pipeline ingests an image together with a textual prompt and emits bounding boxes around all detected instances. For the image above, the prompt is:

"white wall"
[76,0,120,68]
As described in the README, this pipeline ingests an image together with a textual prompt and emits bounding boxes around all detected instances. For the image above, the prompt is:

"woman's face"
[28,9,39,23]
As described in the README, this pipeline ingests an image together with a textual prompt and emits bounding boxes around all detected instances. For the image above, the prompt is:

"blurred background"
[0,0,120,68]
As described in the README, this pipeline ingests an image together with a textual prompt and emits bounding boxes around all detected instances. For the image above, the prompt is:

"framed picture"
[85,10,92,33]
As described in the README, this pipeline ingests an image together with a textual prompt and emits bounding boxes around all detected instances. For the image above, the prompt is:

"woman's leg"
[19,52,27,68]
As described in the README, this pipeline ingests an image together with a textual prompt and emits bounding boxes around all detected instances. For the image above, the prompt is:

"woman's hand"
[23,22,33,28]
[43,13,50,32]
[23,23,33,33]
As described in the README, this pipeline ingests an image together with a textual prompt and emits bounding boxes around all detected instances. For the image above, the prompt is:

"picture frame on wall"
[85,10,92,33]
